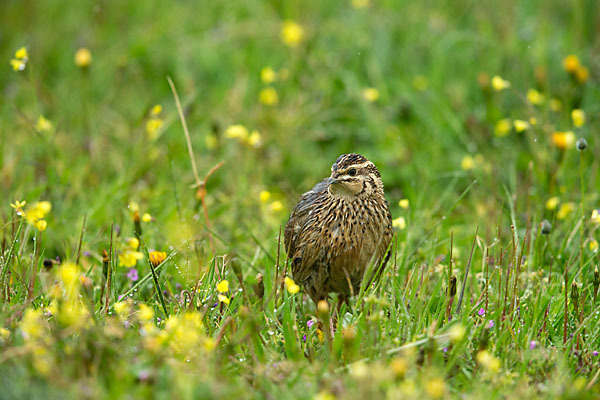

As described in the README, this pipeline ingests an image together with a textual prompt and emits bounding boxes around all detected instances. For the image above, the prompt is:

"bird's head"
[328,153,384,200]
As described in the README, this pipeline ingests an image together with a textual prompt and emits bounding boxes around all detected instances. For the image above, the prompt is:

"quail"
[284,154,393,305]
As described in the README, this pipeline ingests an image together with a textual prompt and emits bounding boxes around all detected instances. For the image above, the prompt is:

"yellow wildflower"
[563,55,580,73]
[10,200,26,215]
[10,59,26,71]
[571,109,585,127]
[150,104,162,116]
[46,300,58,316]
[449,323,466,343]
[138,304,155,322]
[10,46,28,72]
[15,47,28,60]
[390,357,408,378]
[259,87,278,106]
[425,378,446,399]
[284,277,300,294]
[529,117,537,126]
[590,239,598,253]
[513,119,530,132]
[260,67,277,83]
[35,116,53,133]
[114,301,130,317]
[119,250,144,267]
[399,379,417,396]
[349,361,369,379]
[217,280,229,293]
[592,209,600,225]
[58,262,80,292]
[477,350,500,372]
[545,197,560,211]
[316,328,324,342]
[461,155,475,171]
[59,300,90,329]
[20,308,45,340]
[142,212,152,222]
[552,131,575,150]
[491,75,510,91]
[494,118,512,137]
[550,98,562,112]
[26,201,51,220]
[225,124,249,140]
[34,219,47,231]
[146,118,164,140]
[562,55,589,83]
[247,130,263,148]
[557,202,576,220]
[351,0,370,9]
[218,294,230,305]
[74,47,92,68]
[149,251,167,267]
[145,105,164,140]
[362,87,380,102]
[126,237,140,250]
[526,89,544,105]
[24,201,51,231]
[281,20,304,47]
[398,199,409,209]
[392,217,406,230]
[128,201,140,213]
[268,200,283,212]
[259,190,271,203]
[203,337,216,352]
[314,390,336,400]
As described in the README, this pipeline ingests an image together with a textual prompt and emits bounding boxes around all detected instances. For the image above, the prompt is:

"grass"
[1,0,600,398]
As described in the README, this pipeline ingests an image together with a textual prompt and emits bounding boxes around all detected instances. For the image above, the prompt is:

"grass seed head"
[541,220,552,235]
[449,275,457,297]
[576,138,587,151]
[570,282,579,302]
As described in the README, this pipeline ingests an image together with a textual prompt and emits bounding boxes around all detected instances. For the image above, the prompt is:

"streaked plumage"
[284,154,393,303]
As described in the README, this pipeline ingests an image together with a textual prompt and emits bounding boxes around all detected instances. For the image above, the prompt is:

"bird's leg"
[336,294,348,316]
[327,295,347,335]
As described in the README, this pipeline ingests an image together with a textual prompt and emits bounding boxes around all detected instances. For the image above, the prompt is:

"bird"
[284,153,393,308]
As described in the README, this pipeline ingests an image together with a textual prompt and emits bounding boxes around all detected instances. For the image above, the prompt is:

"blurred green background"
[1,0,600,397]
[2,1,597,247]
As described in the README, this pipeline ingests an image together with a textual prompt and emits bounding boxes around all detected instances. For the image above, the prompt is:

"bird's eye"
[348,168,357,176]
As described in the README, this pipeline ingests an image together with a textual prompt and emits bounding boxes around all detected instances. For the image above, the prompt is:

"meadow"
[1,0,600,398]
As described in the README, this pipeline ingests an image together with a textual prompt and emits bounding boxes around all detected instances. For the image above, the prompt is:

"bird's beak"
[328,178,339,186]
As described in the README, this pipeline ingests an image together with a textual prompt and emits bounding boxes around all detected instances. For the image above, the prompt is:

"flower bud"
[541,219,552,235]
[149,251,167,267]
[253,273,264,299]
[449,276,457,297]
[102,249,109,279]
[133,211,142,236]
[570,282,579,302]
[576,137,588,151]
[317,300,330,316]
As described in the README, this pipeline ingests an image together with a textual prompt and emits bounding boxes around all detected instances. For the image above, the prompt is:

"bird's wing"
[284,177,332,260]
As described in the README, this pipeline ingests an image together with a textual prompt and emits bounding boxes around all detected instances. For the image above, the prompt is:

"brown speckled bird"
[284,154,393,306]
